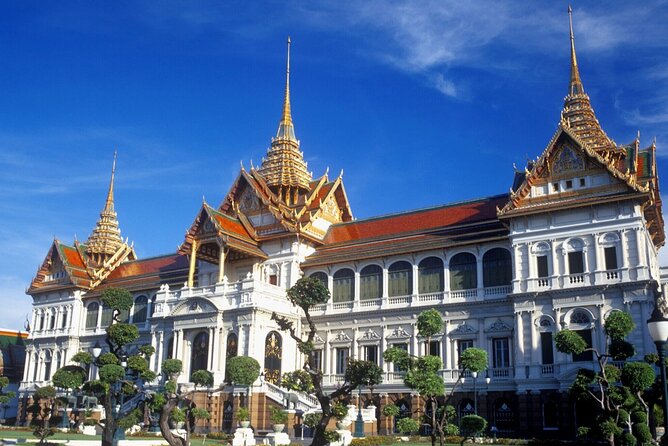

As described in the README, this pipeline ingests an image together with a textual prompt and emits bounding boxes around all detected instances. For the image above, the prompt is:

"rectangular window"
[336,348,349,374]
[360,273,381,300]
[540,332,554,365]
[565,180,573,189]
[536,255,549,278]
[552,183,558,192]
[392,343,408,372]
[61,312,67,329]
[568,251,584,274]
[579,178,586,187]
[457,340,474,367]
[428,340,441,358]
[604,247,618,270]
[493,338,510,368]
[269,274,278,286]
[572,330,593,362]
[364,345,378,364]
[312,349,323,371]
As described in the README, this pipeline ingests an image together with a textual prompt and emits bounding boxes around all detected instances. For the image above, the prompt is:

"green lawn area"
[0,430,230,445]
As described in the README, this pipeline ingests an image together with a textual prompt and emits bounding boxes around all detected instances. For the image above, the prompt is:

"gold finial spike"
[104,150,117,213]
[568,5,584,96]
[276,36,296,141]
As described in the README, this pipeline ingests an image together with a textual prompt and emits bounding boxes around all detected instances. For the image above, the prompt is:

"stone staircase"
[263,382,320,412]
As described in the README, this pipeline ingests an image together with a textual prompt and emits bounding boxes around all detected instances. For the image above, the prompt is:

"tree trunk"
[310,394,332,446]
[102,396,115,446]
[160,398,187,446]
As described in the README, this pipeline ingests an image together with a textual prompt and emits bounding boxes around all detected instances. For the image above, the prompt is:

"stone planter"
[240,421,251,428]
[272,423,285,433]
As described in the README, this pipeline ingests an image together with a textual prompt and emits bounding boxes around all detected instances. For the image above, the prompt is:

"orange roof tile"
[107,254,189,280]
[323,195,508,245]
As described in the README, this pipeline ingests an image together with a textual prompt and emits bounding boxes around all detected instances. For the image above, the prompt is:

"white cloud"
[432,73,457,98]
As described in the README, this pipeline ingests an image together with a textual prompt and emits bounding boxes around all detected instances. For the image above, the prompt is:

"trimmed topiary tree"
[459,415,487,446]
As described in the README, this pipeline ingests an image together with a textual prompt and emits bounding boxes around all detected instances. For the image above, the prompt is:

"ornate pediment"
[450,322,477,336]
[486,318,512,333]
[358,329,380,342]
[171,298,217,317]
[386,326,410,339]
[312,333,325,345]
[551,145,585,175]
[330,331,352,343]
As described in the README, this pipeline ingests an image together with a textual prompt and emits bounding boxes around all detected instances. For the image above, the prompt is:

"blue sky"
[1,1,668,330]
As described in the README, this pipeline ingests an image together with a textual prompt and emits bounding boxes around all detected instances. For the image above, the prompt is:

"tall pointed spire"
[85,151,124,264]
[104,149,117,213]
[258,37,312,198]
[568,5,584,96]
[561,6,614,154]
[276,36,296,141]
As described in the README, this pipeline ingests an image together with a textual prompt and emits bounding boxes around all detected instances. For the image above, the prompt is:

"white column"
[410,323,419,356]
[218,246,226,283]
[514,312,525,379]
[380,326,387,372]
[382,267,389,298]
[444,320,452,369]
[22,350,32,383]
[412,264,419,296]
[207,327,215,370]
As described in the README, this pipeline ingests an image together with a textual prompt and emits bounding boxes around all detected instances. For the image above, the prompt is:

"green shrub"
[350,436,395,446]
[632,422,651,445]
[617,431,638,446]
[331,402,348,420]
[444,423,459,435]
[460,415,487,438]
[270,407,288,424]
[395,417,419,435]
[236,407,250,421]
[323,430,340,443]
[631,411,647,424]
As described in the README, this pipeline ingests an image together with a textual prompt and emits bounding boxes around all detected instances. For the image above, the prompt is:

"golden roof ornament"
[85,150,125,264]
[257,36,312,196]
[561,5,615,155]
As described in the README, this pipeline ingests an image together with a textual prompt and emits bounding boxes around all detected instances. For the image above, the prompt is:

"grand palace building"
[17,14,666,439]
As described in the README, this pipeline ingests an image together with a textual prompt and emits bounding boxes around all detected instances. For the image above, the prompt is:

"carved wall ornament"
[552,145,585,174]
[331,331,352,343]
[450,322,477,335]
[386,326,410,339]
[239,187,260,212]
[359,329,380,341]
[312,334,325,345]
[487,319,512,333]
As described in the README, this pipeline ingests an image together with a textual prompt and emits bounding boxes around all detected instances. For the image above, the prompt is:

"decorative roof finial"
[568,5,584,96]
[276,36,296,141]
[104,149,117,213]
[85,150,124,262]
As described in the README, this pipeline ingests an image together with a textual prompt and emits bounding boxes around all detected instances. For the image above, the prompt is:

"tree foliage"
[272,276,383,446]
[555,310,655,446]
[459,348,488,372]
[460,415,487,443]
[51,366,86,391]
[396,417,419,434]
[226,356,261,387]
[30,386,57,444]
[417,309,443,340]
[0,375,16,405]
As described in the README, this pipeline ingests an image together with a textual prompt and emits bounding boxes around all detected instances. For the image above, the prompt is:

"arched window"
[418,257,444,294]
[310,272,328,287]
[449,253,477,291]
[190,332,209,379]
[360,265,382,300]
[569,310,593,362]
[85,303,99,329]
[61,308,68,329]
[264,331,282,384]
[150,296,157,316]
[493,399,516,436]
[388,261,412,297]
[483,248,512,287]
[226,333,238,359]
[225,333,238,383]
[49,311,56,330]
[100,303,113,327]
[132,296,148,324]
[565,239,585,274]
[166,337,174,359]
[458,399,475,421]
[43,351,52,381]
[333,269,354,302]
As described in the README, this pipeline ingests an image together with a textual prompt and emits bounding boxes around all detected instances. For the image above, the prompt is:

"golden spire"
[561,6,614,154]
[276,36,296,141]
[258,37,312,196]
[85,151,124,264]
[568,5,584,96]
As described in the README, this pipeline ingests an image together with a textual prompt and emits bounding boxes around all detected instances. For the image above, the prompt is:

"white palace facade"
[18,16,665,438]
